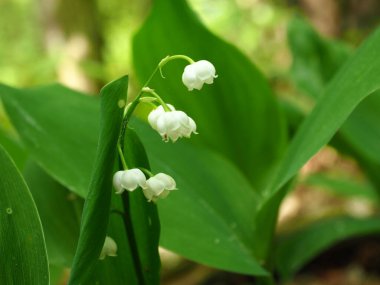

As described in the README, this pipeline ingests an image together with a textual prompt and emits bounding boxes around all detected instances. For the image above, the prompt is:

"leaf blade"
[0,144,49,285]
[68,76,128,284]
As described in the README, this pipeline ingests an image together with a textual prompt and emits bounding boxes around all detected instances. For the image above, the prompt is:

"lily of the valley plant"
[101,55,217,259]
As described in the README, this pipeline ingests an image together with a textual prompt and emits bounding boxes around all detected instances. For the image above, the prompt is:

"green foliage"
[256,23,380,265]
[69,76,128,284]
[0,84,99,197]
[1,1,380,283]
[121,128,161,285]
[133,0,287,190]
[133,120,267,275]
[288,16,352,99]
[304,173,379,202]
[288,17,380,193]
[276,216,380,279]
[0,144,49,284]
[0,81,267,276]
[23,161,81,267]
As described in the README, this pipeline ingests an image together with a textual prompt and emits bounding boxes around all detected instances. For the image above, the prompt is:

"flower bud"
[99,236,117,260]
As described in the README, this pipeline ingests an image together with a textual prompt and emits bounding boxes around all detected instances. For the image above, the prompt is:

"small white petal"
[154,173,176,190]
[113,171,125,194]
[99,236,117,260]
[148,104,175,130]
[188,117,197,133]
[194,60,217,83]
[120,168,146,191]
[182,64,204,91]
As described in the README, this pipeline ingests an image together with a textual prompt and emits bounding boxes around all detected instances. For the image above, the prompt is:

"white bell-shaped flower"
[113,168,146,194]
[148,106,197,142]
[99,236,117,260]
[112,170,124,194]
[148,104,175,130]
[182,60,217,91]
[142,173,177,202]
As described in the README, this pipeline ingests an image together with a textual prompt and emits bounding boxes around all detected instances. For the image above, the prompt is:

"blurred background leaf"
[276,216,380,280]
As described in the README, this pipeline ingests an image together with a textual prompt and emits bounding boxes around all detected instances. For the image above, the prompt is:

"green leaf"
[256,26,380,259]
[133,120,267,276]
[69,76,128,284]
[0,103,28,168]
[122,128,161,285]
[87,128,161,285]
[303,173,380,202]
[0,144,49,284]
[275,216,380,279]
[288,16,351,99]
[89,193,139,285]
[340,90,380,164]
[133,0,286,189]
[288,16,380,167]
[288,16,380,190]
[23,161,81,267]
[0,80,266,275]
[0,84,99,197]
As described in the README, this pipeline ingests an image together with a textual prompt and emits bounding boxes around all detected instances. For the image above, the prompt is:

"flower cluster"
[113,169,177,202]
[148,104,197,142]
[113,56,216,204]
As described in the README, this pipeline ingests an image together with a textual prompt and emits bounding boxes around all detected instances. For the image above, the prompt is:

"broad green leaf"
[0,82,266,275]
[133,0,286,189]
[0,84,99,197]
[0,103,28,168]
[23,161,81,267]
[275,216,380,279]
[23,162,143,285]
[288,16,351,99]
[0,144,49,284]
[69,76,128,284]
[88,128,161,285]
[132,120,267,276]
[256,26,380,259]
[89,193,139,285]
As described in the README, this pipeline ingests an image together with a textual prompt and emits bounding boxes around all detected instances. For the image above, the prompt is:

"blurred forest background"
[1,0,380,284]
[2,0,380,92]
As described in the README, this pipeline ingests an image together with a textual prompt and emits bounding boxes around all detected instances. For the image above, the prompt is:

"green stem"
[159,54,194,67]
[118,65,160,152]
[117,144,128,170]
[159,54,194,78]
[141,87,171,111]
[121,191,146,285]
[139,167,154,177]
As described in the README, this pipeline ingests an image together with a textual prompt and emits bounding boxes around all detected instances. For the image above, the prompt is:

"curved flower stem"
[139,167,154,177]
[117,144,128,170]
[118,65,160,153]
[141,87,171,111]
[159,54,194,78]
